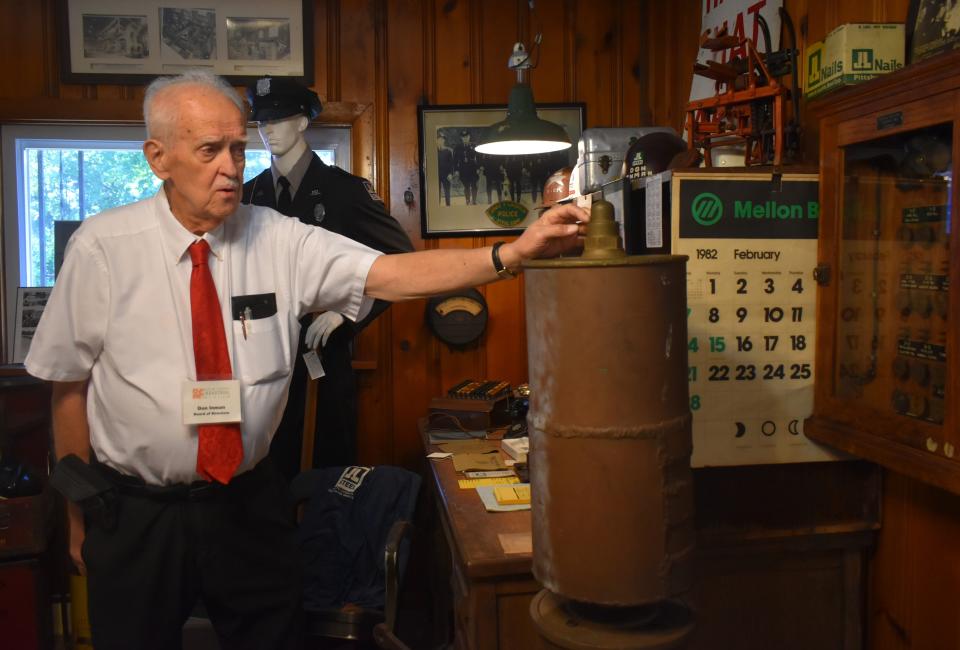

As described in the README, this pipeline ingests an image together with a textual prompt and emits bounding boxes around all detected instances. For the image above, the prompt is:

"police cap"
[246,76,322,122]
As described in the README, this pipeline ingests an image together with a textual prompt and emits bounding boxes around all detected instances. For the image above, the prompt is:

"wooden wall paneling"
[638,0,700,132]
[481,270,528,388]
[669,0,703,132]
[618,0,642,126]
[387,0,436,469]
[385,0,430,468]
[0,0,52,100]
[477,0,518,106]
[336,1,395,466]
[635,2,653,126]
[527,0,570,104]
[570,0,618,127]
[390,297,435,464]
[639,1,667,127]
[870,471,960,650]
[433,0,475,104]
[338,0,380,180]
[313,0,333,101]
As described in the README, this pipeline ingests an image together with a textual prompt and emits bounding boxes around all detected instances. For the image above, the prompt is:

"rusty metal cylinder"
[523,251,694,607]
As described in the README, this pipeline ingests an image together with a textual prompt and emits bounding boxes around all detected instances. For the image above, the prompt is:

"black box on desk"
[428,396,511,431]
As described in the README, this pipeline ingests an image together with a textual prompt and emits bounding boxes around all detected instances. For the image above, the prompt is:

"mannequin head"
[257,114,309,157]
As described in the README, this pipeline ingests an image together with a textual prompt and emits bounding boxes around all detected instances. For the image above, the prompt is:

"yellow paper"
[452,453,507,473]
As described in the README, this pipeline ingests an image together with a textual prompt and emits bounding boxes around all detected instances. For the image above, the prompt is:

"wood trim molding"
[0,98,371,126]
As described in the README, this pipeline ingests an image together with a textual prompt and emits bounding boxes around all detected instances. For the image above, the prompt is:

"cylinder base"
[530,590,694,650]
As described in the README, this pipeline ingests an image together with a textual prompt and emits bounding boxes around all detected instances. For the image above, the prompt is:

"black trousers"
[83,459,303,650]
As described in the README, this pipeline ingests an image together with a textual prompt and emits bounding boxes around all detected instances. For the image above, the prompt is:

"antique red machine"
[685,11,800,167]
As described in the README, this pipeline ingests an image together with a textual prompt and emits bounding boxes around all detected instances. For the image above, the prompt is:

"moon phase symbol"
[761,420,776,436]
[734,421,746,438]
[787,419,800,435]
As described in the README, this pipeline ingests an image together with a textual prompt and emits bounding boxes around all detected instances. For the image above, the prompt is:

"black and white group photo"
[434,126,571,209]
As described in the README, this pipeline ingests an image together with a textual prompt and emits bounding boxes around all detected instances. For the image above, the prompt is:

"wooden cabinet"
[806,51,960,494]
[0,367,54,650]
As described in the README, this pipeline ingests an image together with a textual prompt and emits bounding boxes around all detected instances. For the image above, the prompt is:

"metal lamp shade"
[476,83,572,156]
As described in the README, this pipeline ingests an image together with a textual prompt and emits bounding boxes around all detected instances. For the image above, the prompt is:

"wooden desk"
[425,425,880,650]
[423,436,544,650]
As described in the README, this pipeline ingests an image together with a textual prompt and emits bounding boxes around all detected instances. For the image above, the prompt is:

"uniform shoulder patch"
[361,179,384,204]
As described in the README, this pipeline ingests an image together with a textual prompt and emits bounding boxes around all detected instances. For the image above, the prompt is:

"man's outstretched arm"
[364,203,588,302]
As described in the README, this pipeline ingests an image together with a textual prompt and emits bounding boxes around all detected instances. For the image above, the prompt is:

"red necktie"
[189,240,243,484]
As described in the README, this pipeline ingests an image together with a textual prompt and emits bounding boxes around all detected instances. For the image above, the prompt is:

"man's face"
[147,87,247,233]
[257,114,307,157]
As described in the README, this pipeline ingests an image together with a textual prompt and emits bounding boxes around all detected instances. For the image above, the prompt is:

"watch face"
[426,288,488,346]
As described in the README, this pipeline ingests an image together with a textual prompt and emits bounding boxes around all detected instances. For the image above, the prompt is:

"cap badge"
[256,78,271,96]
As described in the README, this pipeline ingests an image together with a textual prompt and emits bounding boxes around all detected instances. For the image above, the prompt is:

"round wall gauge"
[426,288,488,346]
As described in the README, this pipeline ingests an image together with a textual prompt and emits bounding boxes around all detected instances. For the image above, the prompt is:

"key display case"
[805,51,960,493]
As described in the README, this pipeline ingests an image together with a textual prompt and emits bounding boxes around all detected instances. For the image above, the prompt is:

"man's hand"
[68,503,86,575]
[498,203,590,271]
[305,312,345,350]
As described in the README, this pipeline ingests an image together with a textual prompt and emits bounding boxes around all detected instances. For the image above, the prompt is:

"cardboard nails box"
[805,23,905,99]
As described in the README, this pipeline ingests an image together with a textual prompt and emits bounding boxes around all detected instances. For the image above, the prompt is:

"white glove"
[305,312,345,350]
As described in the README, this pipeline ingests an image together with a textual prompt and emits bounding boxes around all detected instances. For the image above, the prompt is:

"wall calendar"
[669,171,841,466]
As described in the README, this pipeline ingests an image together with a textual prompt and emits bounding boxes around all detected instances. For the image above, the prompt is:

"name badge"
[182,380,242,425]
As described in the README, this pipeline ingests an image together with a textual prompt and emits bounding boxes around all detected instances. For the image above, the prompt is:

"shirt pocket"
[231,313,290,384]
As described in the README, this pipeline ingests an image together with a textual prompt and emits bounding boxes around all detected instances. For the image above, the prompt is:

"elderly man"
[25,70,586,650]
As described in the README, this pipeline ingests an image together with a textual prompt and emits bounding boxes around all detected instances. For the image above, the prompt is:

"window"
[1,123,350,361]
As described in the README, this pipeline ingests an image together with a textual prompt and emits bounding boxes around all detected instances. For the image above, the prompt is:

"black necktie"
[277,176,292,214]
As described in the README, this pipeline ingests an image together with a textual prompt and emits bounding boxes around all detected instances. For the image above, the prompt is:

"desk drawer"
[0,558,52,650]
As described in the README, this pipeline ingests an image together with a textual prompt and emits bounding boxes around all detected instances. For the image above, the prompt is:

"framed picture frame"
[418,103,586,238]
[907,0,960,64]
[13,287,52,364]
[57,0,313,85]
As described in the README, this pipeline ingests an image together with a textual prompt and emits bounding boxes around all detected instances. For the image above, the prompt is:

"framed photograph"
[13,287,52,364]
[57,0,313,85]
[418,103,586,238]
[907,0,960,64]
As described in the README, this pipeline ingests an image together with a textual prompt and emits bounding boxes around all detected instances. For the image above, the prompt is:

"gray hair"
[143,69,245,141]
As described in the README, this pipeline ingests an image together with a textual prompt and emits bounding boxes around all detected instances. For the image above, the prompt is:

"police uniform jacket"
[242,153,413,474]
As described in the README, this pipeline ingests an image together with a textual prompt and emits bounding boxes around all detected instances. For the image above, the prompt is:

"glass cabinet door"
[835,124,951,428]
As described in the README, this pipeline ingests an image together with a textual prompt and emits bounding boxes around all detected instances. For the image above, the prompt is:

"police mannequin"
[258,114,346,349]
[243,77,414,478]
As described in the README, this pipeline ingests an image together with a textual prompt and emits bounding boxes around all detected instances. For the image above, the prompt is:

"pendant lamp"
[475,42,572,156]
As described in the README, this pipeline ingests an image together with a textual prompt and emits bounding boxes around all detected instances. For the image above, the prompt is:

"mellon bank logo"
[691,192,723,226]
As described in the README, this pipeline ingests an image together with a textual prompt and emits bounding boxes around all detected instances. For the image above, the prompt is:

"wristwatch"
[491,241,517,279]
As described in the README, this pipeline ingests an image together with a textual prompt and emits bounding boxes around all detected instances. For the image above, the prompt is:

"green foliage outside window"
[22,147,285,287]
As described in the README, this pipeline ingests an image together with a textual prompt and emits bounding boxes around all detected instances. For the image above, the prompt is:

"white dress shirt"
[26,188,379,485]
